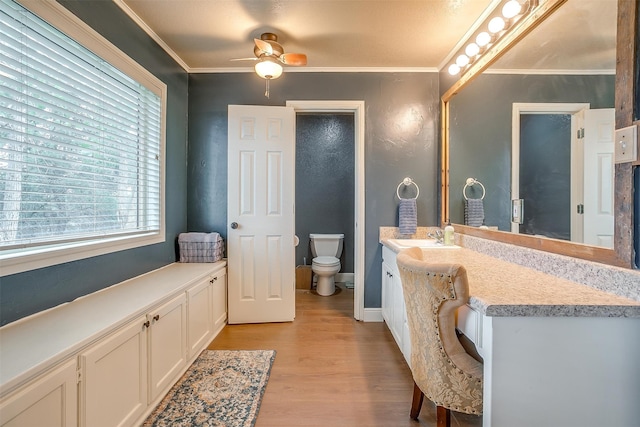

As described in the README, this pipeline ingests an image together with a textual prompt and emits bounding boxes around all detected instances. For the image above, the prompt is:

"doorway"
[511,103,589,240]
[295,113,355,297]
[287,101,365,320]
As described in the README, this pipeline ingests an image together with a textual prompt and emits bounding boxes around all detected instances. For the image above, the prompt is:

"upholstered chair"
[396,247,483,427]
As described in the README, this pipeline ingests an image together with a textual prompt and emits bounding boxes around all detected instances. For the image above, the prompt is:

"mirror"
[442,0,624,265]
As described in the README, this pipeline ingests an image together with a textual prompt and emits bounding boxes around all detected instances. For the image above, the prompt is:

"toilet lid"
[312,256,340,267]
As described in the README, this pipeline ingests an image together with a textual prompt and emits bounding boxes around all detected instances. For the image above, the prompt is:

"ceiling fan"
[232,32,308,97]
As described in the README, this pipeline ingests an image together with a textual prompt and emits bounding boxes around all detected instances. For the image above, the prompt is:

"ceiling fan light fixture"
[255,58,283,79]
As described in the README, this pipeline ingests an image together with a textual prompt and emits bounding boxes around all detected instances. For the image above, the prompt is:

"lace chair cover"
[396,247,483,415]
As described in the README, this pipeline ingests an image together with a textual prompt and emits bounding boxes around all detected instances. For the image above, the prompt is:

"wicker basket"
[178,233,224,263]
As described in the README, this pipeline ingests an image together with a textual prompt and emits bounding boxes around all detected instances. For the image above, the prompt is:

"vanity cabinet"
[0,359,77,427]
[381,246,411,365]
[0,262,227,427]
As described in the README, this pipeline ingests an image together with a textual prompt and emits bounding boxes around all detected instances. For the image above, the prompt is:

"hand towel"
[399,198,417,235]
[464,198,485,227]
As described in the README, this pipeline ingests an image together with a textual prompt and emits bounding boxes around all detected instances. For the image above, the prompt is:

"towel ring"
[396,177,420,200]
[463,178,485,200]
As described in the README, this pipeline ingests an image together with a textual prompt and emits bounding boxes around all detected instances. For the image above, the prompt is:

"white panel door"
[227,105,295,324]
[583,108,615,248]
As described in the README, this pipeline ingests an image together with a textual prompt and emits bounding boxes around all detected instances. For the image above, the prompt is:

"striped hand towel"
[464,198,485,227]
[399,198,417,235]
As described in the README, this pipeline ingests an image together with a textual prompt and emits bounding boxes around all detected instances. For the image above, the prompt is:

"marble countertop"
[381,239,640,318]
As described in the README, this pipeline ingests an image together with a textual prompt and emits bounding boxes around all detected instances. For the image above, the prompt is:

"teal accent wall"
[187,72,441,309]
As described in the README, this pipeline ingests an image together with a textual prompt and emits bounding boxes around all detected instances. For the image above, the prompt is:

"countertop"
[381,239,640,318]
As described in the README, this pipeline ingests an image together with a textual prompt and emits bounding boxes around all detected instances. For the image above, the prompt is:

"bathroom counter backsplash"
[379,227,640,303]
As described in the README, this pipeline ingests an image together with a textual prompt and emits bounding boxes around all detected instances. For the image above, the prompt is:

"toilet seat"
[312,256,340,268]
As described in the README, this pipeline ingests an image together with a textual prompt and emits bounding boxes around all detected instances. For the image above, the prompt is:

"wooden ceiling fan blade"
[280,53,307,66]
[254,38,273,55]
[230,57,258,61]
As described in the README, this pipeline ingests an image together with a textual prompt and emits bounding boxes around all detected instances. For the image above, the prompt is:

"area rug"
[143,349,276,427]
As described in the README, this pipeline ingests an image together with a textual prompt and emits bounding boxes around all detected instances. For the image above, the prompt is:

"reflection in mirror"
[447,0,616,248]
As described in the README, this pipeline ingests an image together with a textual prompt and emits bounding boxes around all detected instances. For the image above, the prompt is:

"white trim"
[189,67,438,74]
[0,233,164,277]
[4,0,167,276]
[286,100,366,321]
[112,0,190,71]
[486,68,616,75]
[15,0,167,96]
[362,308,383,322]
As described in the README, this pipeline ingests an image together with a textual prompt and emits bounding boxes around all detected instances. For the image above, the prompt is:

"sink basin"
[386,238,459,249]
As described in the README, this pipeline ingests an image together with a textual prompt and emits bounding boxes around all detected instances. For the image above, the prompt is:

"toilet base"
[316,275,335,296]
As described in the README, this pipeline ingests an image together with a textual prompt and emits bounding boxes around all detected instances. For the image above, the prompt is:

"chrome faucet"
[427,230,444,244]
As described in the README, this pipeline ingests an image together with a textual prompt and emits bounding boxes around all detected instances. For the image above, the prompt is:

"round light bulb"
[476,31,491,47]
[456,54,470,67]
[254,58,283,79]
[502,0,522,19]
[465,42,480,57]
[448,64,460,75]
[488,16,506,33]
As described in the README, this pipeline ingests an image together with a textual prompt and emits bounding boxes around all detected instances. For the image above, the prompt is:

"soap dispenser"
[444,222,455,246]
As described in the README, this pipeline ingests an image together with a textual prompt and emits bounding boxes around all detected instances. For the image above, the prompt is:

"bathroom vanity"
[380,238,640,427]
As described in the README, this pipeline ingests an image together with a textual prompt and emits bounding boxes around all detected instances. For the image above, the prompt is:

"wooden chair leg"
[410,381,424,419]
[436,405,451,427]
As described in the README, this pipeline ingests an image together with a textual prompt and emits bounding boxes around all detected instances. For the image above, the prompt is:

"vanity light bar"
[447,0,537,76]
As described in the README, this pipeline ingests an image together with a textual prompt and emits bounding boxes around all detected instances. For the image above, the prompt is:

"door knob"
[230,222,239,229]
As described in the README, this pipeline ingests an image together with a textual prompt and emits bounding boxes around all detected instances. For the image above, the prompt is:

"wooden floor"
[208,285,483,427]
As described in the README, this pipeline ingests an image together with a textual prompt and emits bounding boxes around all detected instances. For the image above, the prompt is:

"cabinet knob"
[153,314,160,322]
[143,320,150,328]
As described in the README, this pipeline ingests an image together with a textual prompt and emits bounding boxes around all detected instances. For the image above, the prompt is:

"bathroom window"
[0,0,166,275]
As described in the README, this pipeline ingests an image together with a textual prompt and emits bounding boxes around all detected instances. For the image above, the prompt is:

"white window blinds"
[0,0,162,250]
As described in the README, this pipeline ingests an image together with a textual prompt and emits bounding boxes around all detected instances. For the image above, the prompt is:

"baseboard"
[362,307,383,322]
[335,272,354,283]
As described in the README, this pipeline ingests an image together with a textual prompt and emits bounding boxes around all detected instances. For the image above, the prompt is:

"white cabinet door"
[390,271,405,349]
[80,316,148,427]
[187,277,213,359]
[148,294,187,402]
[381,262,394,326]
[0,358,77,427]
[211,269,227,334]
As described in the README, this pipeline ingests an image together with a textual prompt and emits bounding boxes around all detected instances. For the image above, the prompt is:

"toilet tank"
[309,234,344,258]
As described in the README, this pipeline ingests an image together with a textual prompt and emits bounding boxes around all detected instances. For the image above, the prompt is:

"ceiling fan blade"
[279,53,307,66]
[230,57,258,61]
[254,38,273,55]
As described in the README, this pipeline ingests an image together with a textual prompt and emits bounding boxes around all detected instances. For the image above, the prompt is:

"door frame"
[286,100,365,321]
[511,102,590,236]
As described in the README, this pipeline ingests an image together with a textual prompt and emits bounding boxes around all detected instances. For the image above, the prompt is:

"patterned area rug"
[143,349,276,427]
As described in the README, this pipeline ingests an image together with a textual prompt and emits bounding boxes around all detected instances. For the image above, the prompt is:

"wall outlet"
[614,125,638,163]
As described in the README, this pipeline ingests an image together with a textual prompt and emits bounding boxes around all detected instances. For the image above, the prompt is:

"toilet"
[309,233,344,296]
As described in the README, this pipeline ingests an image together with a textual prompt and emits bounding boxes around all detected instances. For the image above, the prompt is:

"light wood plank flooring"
[209,285,483,427]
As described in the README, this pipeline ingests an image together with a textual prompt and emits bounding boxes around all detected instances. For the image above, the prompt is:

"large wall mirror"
[442,0,630,266]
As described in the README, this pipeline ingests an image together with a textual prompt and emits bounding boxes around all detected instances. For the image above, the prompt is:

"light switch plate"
[614,125,638,163]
